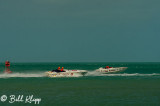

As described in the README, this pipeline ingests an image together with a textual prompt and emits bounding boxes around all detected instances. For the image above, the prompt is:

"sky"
[0,0,160,62]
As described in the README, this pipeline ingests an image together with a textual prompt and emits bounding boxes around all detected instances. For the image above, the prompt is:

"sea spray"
[0,72,46,78]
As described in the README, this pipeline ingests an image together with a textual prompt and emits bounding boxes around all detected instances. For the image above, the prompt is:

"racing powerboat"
[96,66,127,74]
[45,69,88,77]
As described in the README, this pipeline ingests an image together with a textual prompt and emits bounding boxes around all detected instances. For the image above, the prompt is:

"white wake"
[86,71,160,77]
[0,72,46,78]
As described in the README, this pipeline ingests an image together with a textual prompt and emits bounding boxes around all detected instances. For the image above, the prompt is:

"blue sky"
[0,0,160,62]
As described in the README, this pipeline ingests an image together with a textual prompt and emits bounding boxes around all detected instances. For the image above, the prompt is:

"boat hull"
[45,70,87,77]
[96,67,127,74]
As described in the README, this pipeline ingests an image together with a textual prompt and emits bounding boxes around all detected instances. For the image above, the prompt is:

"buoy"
[5,60,12,73]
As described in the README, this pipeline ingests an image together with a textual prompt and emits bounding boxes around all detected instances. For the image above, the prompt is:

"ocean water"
[0,62,160,106]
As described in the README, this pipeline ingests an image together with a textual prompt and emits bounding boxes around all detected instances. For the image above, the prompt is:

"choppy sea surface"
[0,62,160,106]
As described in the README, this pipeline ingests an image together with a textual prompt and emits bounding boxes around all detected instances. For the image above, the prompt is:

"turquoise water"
[0,62,160,106]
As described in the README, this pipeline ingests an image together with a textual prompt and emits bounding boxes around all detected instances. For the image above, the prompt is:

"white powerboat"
[96,66,127,74]
[45,69,88,77]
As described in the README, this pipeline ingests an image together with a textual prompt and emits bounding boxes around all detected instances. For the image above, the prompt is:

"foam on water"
[86,71,160,77]
[100,73,160,76]
[0,72,46,78]
[86,70,102,76]
[0,69,160,78]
